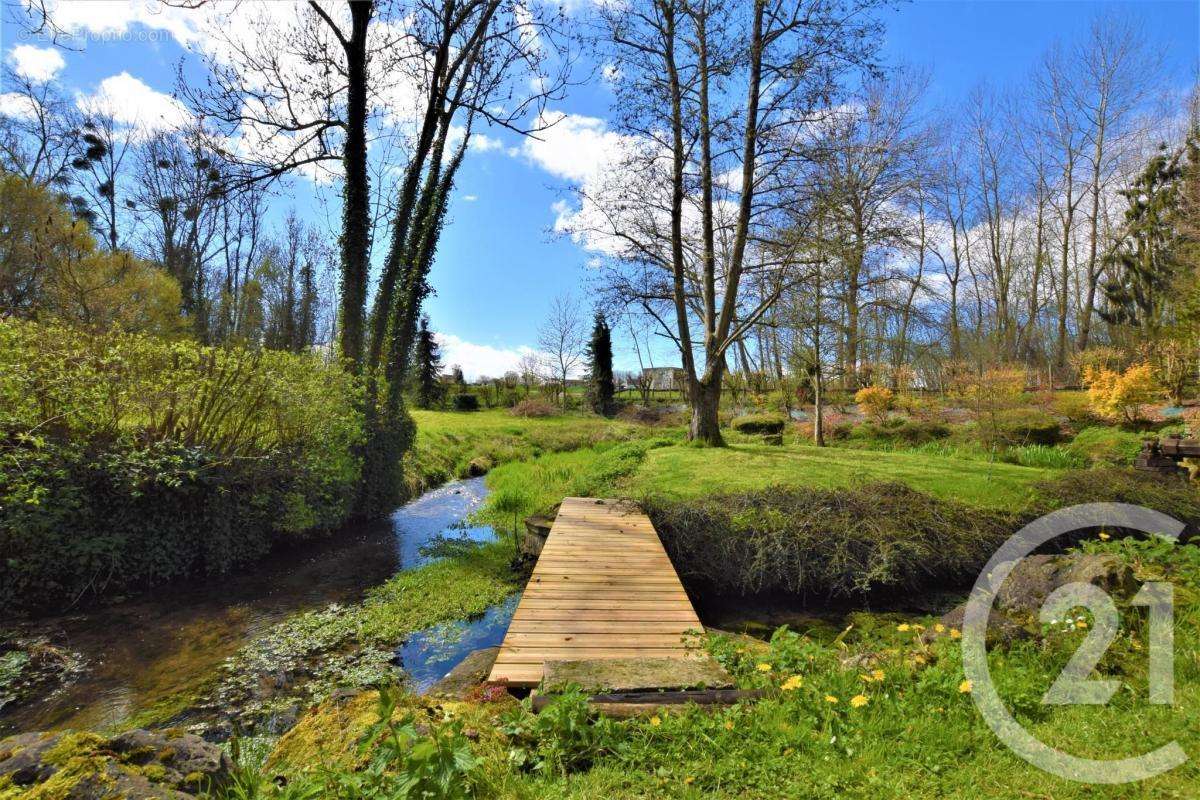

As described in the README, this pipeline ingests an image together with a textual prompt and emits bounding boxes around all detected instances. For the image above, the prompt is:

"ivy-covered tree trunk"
[337,0,373,371]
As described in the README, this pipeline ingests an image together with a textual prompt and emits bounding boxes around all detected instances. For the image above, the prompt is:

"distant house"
[642,367,686,392]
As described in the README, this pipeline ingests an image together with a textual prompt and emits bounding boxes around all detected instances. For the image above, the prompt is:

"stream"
[1,477,517,737]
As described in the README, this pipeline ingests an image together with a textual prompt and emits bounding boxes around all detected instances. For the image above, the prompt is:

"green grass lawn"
[482,437,1055,522]
[628,442,1055,510]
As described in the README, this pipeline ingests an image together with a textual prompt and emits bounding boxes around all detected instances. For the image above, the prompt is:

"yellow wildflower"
[724,720,735,730]
[1099,531,1111,541]
[824,695,839,704]
[871,669,885,682]
[756,662,773,672]
[912,654,927,666]
[934,623,946,634]
[959,680,973,694]
[896,623,911,632]
[949,628,962,639]
[850,694,869,708]
[684,777,695,785]
[1076,620,1088,629]
[781,675,804,691]
[649,716,661,727]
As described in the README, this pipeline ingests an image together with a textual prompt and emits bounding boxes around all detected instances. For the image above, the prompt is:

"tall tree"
[538,293,585,410]
[586,311,616,416]
[587,0,882,444]
[412,315,443,409]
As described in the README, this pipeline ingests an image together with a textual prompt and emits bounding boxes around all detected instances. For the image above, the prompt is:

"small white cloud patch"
[8,45,65,82]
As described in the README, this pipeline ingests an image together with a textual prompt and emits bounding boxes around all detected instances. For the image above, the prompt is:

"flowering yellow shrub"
[1084,363,1160,424]
[855,386,894,423]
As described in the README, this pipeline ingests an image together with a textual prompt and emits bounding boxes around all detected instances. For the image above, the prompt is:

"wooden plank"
[488,497,704,688]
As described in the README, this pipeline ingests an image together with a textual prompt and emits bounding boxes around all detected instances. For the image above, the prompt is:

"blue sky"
[2,0,1197,377]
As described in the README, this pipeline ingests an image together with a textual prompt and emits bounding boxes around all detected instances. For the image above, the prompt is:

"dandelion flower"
[871,669,885,682]
[896,623,911,632]
[825,695,839,704]
[1099,532,1111,541]
[1076,620,1088,629]
[959,680,973,694]
[649,716,662,727]
[724,720,735,730]
[934,623,946,634]
[781,675,804,691]
[949,628,962,639]
[756,662,773,672]
[684,776,695,785]
[850,694,869,708]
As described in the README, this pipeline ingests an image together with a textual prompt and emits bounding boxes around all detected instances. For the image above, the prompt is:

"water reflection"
[3,478,493,735]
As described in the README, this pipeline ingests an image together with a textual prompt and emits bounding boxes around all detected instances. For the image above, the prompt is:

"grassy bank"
[406,409,655,492]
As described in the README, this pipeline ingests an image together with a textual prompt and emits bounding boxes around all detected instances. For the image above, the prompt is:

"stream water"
[1,477,517,736]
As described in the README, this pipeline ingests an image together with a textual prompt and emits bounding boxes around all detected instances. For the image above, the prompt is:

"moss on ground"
[211,542,521,730]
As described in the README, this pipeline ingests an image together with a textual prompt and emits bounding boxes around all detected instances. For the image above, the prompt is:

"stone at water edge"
[427,646,501,698]
[925,552,1137,646]
[0,728,233,799]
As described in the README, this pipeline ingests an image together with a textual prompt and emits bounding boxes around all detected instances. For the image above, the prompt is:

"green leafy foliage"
[501,687,618,775]
[451,393,480,411]
[0,319,363,611]
[730,414,787,435]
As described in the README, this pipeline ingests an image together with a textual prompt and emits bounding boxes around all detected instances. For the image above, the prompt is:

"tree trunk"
[337,0,372,371]
[689,373,724,446]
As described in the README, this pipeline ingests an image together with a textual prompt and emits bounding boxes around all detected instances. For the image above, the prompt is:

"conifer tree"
[586,311,615,416]
[413,315,443,409]
[1101,144,1184,333]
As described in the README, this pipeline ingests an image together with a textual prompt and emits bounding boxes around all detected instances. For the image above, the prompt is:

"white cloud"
[40,0,204,46]
[75,72,191,133]
[521,110,632,184]
[470,133,505,153]
[462,194,478,202]
[436,333,539,381]
[0,93,39,120]
[8,45,65,82]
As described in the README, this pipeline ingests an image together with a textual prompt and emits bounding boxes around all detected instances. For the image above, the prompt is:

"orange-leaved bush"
[1084,363,1160,425]
[854,386,894,424]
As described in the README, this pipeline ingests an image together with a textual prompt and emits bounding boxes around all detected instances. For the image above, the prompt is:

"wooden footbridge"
[488,497,704,688]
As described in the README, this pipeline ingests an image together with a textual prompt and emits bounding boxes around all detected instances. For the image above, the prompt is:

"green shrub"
[1064,426,1144,465]
[731,414,787,435]
[451,393,480,411]
[644,483,1016,598]
[995,409,1063,445]
[509,398,556,418]
[0,320,364,612]
[849,420,951,447]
